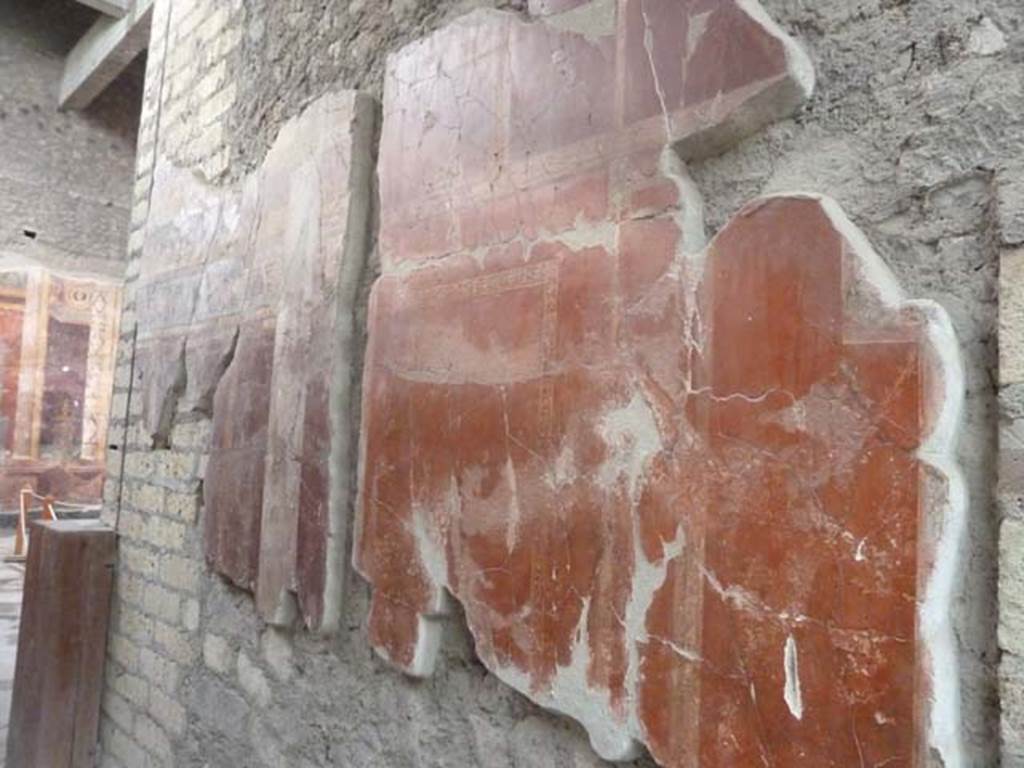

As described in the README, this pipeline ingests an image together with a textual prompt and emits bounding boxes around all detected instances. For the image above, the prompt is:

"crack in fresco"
[356,3,965,767]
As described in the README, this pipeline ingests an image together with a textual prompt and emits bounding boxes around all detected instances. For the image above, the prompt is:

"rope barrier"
[52,501,101,512]
[25,491,99,512]
[11,487,103,557]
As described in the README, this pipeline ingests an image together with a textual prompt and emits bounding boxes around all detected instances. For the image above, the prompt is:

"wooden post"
[6,521,117,767]
[13,489,56,559]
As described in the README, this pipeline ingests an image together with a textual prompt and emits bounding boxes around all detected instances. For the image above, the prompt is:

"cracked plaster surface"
[355,3,967,766]
[134,90,376,633]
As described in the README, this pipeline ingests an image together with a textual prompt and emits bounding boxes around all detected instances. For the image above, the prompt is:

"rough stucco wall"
[97,0,1019,766]
[152,0,527,183]
[997,0,1024,758]
[225,0,528,180]
[0,0,142,277]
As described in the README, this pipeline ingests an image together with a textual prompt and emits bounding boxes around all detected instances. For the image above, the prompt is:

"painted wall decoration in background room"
[135,92,374,632]
[0,267,121,508]
[355,2,966,767]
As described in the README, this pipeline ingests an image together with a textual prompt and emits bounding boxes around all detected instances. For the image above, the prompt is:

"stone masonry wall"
[998,6,1024,763]
[98,0,1022,766]
[0,0,141,277]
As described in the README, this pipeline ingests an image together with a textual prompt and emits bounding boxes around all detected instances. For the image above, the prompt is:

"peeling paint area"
[783,635,803,721]
[595,390,662,501]
[134,91,376,633]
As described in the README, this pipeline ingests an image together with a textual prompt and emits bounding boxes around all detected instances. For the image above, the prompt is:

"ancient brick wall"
[0,0,140,276]
[98,0,1022,766]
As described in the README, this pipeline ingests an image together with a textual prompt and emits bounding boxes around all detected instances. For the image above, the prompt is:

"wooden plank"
[59,0,153,110]
[73,0,129,18]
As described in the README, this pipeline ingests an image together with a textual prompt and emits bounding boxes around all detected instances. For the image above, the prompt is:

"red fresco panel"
[358,4,965,767]
[0,303,24,455]
[39,319,89,458]
[135,92,374,631]
[203,317,275,591]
